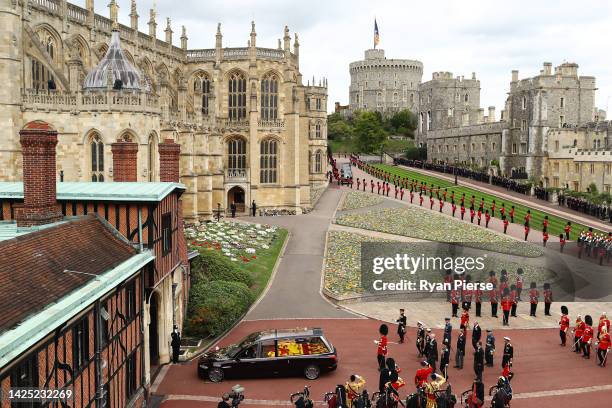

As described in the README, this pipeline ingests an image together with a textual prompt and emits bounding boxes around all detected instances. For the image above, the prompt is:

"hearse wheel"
[304,365,320,380]
[208,367,224,383]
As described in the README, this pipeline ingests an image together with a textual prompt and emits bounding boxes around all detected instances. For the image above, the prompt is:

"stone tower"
[349,48,423,116]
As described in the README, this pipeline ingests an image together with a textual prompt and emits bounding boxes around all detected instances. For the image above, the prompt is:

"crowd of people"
[559,307,611,368]
[444,269,554,325]
[392,158,532,196]
[559,195,612,223]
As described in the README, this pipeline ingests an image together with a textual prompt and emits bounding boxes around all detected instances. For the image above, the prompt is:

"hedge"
[191,249,253,287]
[184,280,254,337]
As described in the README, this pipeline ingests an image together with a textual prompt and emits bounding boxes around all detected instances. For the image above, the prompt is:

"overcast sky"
[77,0,612,115]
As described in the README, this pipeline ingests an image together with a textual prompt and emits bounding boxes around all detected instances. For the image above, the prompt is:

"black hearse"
[197,328,337,382]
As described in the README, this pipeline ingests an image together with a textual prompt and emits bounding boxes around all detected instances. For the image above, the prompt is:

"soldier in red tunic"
[543,215,549,231]
[371,179,375,193]
[524,221,530,241]
[543,283,553,316]
[451,201,457,217]
[490,200,496,218]
[429,194,435,210]
[477,208,482,226]
[460,193,465,207]
[470,195,475,208]
[376,324,389,370]
[597,312,610,340]
[597,326,610,367]
[410,189,414,203]
[564,221,572,240]
[394,185,398,199]
[485,210,491,228]
[573,316,585,353]
[500,203,506,219]
[439,198,444,213]
[581,315,594,359]
[524,209,531,224]
[377,181,381,195]
[461,204,466,220]
[470,207,476,223]
[509,206,515,223]
[559,305,570,346]
[543,230,549,247]
[516,268,524,301]
[414,361,433,388]
[502,216,509,234]
[400,187,404,201]
[529,282,539,317]
[451,288,460,317]
[419,193,424,207]
[461,307,470,330]
[501,288,512,326]
[510,285,518,317]
[356,178,360,190]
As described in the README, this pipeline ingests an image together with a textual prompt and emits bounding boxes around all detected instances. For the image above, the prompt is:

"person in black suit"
[472,322,482,350]
[427,333,439,372]
[251,200,257,216]
[474,341,484,381]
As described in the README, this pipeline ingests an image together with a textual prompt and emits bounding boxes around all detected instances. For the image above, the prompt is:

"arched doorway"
[149,292,160,367]
[228,186,245,213]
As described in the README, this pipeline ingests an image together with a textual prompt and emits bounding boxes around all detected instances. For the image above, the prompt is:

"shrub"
[184,280,254,337]
[191,249,253,287]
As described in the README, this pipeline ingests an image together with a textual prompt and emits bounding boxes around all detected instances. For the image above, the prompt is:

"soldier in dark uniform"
[416,322,426,357]
[171,325,181,363]
[474,341,485,381]
[502,337,514,370]
[443,317,453,348]
[396,309,407,343]
[485,329,496,367]
[427,333,439,373]
[440,341,450,380]
[455,329,466,369]
[472,322,482,350]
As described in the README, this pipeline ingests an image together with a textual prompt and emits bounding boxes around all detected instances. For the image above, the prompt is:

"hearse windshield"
[227,333,261,358]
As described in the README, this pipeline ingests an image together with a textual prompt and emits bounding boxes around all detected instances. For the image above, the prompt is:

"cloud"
[78,0,612,113]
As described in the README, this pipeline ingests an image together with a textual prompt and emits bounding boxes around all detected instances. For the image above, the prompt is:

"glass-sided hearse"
[197,328,337,382]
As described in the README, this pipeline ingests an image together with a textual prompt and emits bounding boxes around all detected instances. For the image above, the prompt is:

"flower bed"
[340,191,384,211]
[324,230,555,298]
[335,207,544,257]
[185,221,279,263]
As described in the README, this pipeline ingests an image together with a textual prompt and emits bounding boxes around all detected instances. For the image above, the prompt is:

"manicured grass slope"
[374,163,605,239]
[241,228,288,298]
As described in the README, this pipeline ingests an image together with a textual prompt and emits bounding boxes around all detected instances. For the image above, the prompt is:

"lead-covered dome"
[83,30,142,91]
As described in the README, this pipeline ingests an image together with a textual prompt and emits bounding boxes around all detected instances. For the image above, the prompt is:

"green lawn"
[240,228,288,298]
[373,163,605,239]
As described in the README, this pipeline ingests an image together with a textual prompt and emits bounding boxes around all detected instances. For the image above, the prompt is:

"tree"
[354,111,387,153]
[328,119,354,140]
[404,146,427,160]
[389,110,418,137]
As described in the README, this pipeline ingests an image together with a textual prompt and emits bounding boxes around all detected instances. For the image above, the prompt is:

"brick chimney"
[111,140,138,182]
[17,121,63,227]
[158,139,181,182]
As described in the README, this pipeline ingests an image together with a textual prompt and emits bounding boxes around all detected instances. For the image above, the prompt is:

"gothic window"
[228,138,247,170]
[427,111,432,130]
[31,58,55,90]
[464,94,469,103]
[194,73,211,116]
[314,150,322,173]
[315,122,322,139]
[90,134,104,182]
[410,93,414,104]
[522,96,527,110]
[419,112,424,132]
[260,139,278,183]
[228,71,247,121]
[260,73,279,121]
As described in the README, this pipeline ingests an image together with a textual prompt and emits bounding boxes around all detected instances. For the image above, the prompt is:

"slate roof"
[0,214,138,333]
[0,182,185,202]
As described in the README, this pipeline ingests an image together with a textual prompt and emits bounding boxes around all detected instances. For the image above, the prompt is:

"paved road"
[241,186,357,320]
[156,319,612,408]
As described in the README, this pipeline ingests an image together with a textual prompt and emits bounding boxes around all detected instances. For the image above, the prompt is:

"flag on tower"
[374,19,380,48]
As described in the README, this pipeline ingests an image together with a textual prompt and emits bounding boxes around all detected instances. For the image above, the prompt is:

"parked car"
[197,328,337,382]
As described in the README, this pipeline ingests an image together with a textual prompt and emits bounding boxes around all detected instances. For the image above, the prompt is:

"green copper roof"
[0,182,185,202]
[0,250,154,368]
